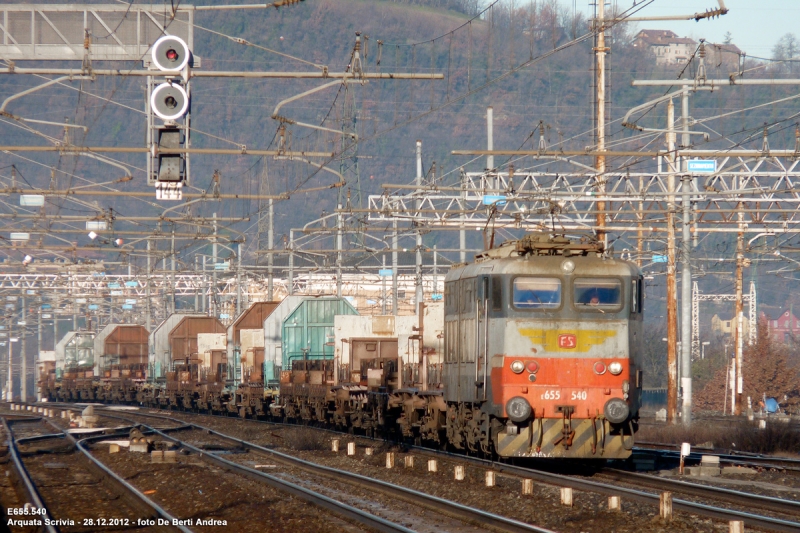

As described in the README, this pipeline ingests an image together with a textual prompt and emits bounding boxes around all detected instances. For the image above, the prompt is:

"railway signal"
[149,35,192,200]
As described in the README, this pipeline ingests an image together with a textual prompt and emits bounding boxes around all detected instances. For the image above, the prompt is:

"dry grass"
[285,427,329,451]
[638,419,800,455]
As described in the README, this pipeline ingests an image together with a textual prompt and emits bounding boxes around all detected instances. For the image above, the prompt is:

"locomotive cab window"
[573,278,622,310]
[513,277,561,309]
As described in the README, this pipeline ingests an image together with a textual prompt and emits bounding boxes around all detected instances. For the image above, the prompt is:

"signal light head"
[593,361,607,375]
[151,83,189,121]
[151,35,190,71]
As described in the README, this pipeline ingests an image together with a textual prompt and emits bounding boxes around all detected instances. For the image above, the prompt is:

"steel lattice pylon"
[691,280,757,359]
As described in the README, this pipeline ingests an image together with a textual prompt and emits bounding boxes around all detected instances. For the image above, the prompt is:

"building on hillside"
[633,30,696,65]
[710,313,751,341]
[704,42,742,71]
[765,309,800,344]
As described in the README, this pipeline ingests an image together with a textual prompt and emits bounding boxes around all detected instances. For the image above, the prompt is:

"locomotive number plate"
[571,390,587,401]
[558,334,577,348]
[540,389,561,400]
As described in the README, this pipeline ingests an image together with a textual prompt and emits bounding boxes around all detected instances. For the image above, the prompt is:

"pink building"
[766,309,800,343]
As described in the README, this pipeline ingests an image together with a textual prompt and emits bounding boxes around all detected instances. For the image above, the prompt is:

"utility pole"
[681,174,692,426]
[415,140,424,314]
[236,241,243,316]
[594,0,607,245]
[194,256,200,312]
[6,318,12,401]
[680,86,693,426]
[37,299,42,400]
[336,204,343,298]
[212,212,218,317]
[21,296,26,401]
[171,228,176,315]
[734,210,744,414]
[268,198,274,301]
[666,98,678,423]
[382,255,387,315]
[146,239,152,331]
[392,220,398,315]
[288,230,294,296]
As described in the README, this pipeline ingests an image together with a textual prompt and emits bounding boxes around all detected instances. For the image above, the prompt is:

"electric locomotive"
[442,233,642,458]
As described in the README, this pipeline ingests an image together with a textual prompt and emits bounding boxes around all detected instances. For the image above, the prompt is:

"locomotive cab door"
[475,275,490,402]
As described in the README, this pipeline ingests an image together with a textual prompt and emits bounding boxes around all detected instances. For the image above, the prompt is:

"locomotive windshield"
[573,278,622,309]
[513,277,561,309]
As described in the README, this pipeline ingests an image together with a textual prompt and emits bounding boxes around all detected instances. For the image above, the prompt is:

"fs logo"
[558,334,577,349]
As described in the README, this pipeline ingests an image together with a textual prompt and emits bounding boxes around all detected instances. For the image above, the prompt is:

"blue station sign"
[687,160,717,173]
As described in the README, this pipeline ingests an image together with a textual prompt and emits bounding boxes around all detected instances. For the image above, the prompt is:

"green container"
[281,297,357,368]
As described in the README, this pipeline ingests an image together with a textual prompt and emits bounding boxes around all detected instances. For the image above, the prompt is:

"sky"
[556,0,800,59]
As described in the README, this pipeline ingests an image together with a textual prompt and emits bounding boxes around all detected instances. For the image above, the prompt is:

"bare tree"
[772,33,799,75]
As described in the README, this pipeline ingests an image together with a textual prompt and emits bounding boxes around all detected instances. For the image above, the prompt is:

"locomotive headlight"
[506,396,532,422]
[608,362,623,375]
[604,398,629,424]
[561,259,576,273]
[510,360,525,374]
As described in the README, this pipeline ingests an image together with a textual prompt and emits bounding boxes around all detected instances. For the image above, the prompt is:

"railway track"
[634,443,800,475]
[58,404,800,533]
[1,414,190,533]
[97,409,559,533]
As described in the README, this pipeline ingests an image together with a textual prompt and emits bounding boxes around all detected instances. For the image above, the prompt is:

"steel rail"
[158,419,557,533]
[597,468,800,517]
[134,423,418,533]
[634,446,800,475]
[38,419,195,533]
[71,405,800,532]
[92,408,558,533]
[1,417,59,533]
[405,447,800,533]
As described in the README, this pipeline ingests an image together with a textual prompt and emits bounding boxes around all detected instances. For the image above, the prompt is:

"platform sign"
[110,290,123,296]
[431,293,443,301]
[687,160,716,173]
[124,281,138,287]
[10,232,29,241]
[121,304,133,310]
[40,304,51,309]
[41,314,52,319]
[482,195,507,206]
[219,313,230,319]
[76,298,87,304]
[17,321,25,326]
[378,269,393,277]
[652,255,668,263]
[107,282,121,289]
[125,299,137,305]
[86,221,107,231]
[88,304,99,310]
[20,194,45,207]
[214,262,230,271]
[26,290,35,295]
